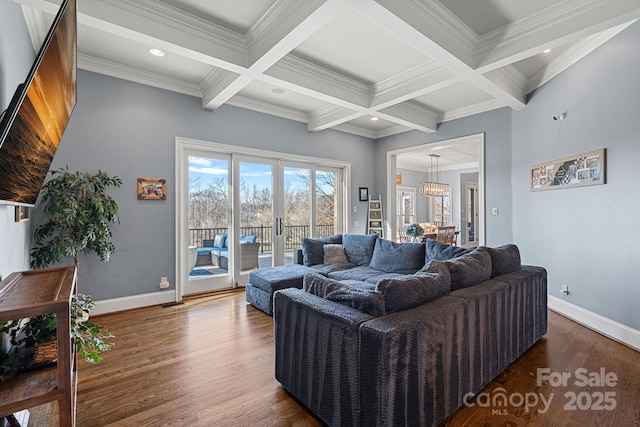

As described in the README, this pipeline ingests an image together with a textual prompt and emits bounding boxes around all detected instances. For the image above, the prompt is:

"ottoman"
[245,264,313,315]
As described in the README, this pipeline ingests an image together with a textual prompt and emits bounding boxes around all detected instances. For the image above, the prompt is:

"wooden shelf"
[0,266,77,426]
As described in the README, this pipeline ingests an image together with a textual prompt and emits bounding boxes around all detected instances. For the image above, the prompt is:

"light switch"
[491,207,499,215]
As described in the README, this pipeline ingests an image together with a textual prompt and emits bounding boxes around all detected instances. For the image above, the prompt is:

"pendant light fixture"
[420,154,449,197]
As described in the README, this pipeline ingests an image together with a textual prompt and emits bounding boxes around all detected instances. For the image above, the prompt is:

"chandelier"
[420,154,449,197]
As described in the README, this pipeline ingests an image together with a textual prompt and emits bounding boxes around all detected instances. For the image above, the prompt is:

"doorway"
[386,133,485,246]
[175,138,349,300]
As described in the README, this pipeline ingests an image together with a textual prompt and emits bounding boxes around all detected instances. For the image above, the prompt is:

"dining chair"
[435,225,456,245]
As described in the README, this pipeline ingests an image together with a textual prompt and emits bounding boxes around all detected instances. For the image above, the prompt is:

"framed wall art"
[359,187,369,202]
[14,206,30,222]
[530,149,605,192]
[138,178,166,200]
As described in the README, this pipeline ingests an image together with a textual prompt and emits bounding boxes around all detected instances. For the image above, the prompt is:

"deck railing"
[189,225,335,252]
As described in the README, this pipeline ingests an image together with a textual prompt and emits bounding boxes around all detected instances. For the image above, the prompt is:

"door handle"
[278,218,284,235]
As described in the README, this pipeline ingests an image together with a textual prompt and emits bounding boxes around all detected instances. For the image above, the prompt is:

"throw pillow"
[213,234,225,248]
[342,234,378,266]
[323,244,348,264]
[482,244,521,277]
[425,239,471,262]
[369,238,426,274]
[437,248,491,291]
[376,262,451,313]
[202,238,215,248]
[303,272,385,317]
[301,234,343,266]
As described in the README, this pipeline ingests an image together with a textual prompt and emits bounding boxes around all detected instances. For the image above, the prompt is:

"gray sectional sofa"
[248,234,547,426]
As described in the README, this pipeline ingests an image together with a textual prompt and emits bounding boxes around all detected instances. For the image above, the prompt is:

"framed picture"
[370,202,381,210]
[14,206,30,222]
[369,210,382,220]
[530,149,605,191]
[359,187,369,202]
[369,220,382,228]
[138,178,167,200]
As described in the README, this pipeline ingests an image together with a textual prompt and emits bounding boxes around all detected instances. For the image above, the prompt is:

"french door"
[176,138,347,300]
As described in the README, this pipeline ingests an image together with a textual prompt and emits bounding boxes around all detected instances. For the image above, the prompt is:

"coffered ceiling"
[18,0,640,139]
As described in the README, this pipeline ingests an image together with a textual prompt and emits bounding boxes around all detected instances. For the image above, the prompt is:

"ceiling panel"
[439,0,560,36]
[78,24,212,83]
[20,0,639,138]
[293,7,430,84]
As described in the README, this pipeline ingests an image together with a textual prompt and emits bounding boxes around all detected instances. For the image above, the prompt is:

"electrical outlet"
[561,284,569,295]
[159,276,170,289]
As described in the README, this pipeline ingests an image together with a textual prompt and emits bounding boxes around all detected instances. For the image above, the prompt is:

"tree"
[31,167,122,269]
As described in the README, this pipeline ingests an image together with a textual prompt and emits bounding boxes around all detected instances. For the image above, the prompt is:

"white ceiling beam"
[370,61,460,109]
[202,0,341,109]
[348,0,526,111]
[475,0,640,73]
[307,105,360,132]
[378,102,439,133]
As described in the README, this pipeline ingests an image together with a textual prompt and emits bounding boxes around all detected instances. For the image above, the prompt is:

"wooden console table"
[0,266,78,426]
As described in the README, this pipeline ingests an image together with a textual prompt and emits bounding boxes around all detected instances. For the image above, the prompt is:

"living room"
[1,0,639,425]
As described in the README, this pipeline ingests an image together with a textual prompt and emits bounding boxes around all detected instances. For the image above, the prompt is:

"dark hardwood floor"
[31,289,640,426]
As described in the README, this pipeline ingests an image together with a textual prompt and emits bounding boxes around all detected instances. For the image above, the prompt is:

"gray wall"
[511,22,640,330]
[0,0,36,281]
[375,107,514,247]
[42,70,374,300]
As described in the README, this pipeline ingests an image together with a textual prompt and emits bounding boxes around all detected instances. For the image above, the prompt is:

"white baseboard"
[92,290,176,315]
[548,295,640,352]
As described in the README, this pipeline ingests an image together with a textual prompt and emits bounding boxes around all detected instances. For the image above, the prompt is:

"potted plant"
[405,223,425,242]
[26,167,122,364]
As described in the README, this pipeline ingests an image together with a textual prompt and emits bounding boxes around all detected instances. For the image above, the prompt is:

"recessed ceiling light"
[370,117,379,121]
[272,88,284,94]
[543,48,551,53]
[149,48,165,57]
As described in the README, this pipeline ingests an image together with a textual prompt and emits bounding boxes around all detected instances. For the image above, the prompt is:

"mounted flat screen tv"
[0,0,76,206]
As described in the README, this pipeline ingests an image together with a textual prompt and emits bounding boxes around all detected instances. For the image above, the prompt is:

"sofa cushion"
[303,272,386,317]
[248,264,313,293]
[364,272,403,284]
[203,238,215,248]
[369,239,425,274]
[425,239,471,262]
[436,248,491,290]
[323,244,348,264]
[483,244,521,277]
[375,261,450,313]
[328,266,386,282]
[342,234,378,266]
[311,263,356,275]
[301,234,343,266]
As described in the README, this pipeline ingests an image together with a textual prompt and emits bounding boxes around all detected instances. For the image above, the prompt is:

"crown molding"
[440,98,507,124]
[19,4,48,52]
[78,53,203,97]
[265,54,370,108]
[526,20,635,93]
[476,0,640,71]
[226,94,309,124]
